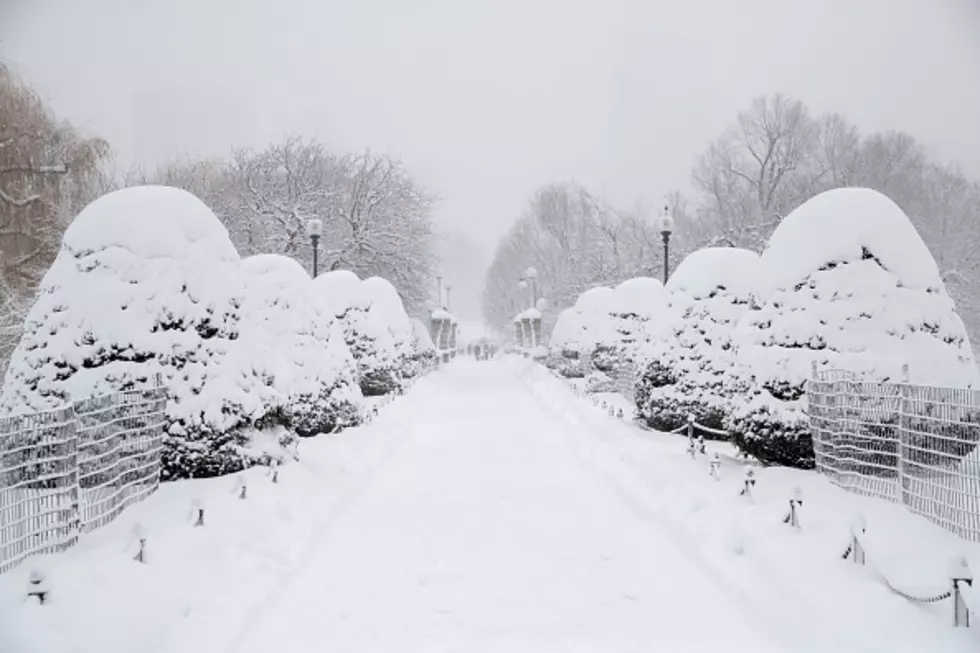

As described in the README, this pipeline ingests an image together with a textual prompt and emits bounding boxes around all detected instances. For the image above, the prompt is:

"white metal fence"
[0,384,167,573]
[809,368,980,542]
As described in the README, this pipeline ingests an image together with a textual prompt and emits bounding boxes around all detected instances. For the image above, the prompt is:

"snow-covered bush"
[237,255,362,438]
[730,188,980,468]
[547,286,616,374]
[607,277,668,365]
[313,270,399,396]
[362,276,414,375]
[0,186,269,480]
[635,248,759,434]
[406,317,437,377]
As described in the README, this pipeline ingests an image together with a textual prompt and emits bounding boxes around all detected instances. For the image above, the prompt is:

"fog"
[3,0,979,318]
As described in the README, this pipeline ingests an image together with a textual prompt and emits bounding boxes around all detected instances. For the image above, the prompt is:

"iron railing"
[0,382,167,573]
[809,368,980,542]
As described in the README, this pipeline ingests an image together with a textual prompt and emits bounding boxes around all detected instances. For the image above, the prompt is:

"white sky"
[2,0,980,317]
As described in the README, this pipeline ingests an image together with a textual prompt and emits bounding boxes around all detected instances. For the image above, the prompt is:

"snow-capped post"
[269,459,279,484]
[697,435,706,455]
[132,523,148,563]
[709,453,721,480]
[192,497,205,527]
[899,363,911,496]
[237,474,248,500]
[658,204,674,284]
[27,568,48,605]
[784,487,803,529]
[307,218,323,278]
[847,515,866,564]
[687,414,696,459]
[949,555,973,627]
[740,468,756,501]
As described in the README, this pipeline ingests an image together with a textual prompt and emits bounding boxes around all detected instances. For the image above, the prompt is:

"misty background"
[2,0,979,325]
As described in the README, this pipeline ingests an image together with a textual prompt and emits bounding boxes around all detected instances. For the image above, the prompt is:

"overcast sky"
[2,0,980,317]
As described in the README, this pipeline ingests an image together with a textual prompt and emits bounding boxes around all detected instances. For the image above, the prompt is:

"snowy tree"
[0,65,112,373]
[313,270,399,396]
[0,186,268,480]
[236,254,362,437]
[605,277,668,366]
[635,248,759,433]
[729,188,979,468]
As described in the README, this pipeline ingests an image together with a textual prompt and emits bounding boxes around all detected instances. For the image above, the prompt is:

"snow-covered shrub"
[406,317,437,377]
[547,287,616,375]
[634,248,759,435]
[607,277,668,364]
[237,255,362,438]
[730,188,980,468]
[0,186,269,480]
[314,270,399,396]
[362,276,414,377]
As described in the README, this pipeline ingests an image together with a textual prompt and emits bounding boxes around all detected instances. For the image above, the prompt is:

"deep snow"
[1,358,977,652]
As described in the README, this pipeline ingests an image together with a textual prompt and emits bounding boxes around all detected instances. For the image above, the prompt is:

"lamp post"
[658,204,674,284]
[307,218,323,278]
[518,279,529,309]
[446,284,452,311]
[525,266,538,306]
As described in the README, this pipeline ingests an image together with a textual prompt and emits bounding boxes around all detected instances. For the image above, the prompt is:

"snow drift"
[236,255,362,437]
[636,248,759,433]
[729,188,980,467]
[0,186,265,479]
[313,271,400,396]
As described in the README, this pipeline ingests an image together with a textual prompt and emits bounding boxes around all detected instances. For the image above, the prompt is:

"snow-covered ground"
[2,357,978,652]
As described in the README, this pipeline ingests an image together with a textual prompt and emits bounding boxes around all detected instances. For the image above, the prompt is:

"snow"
[755,188,942,301]
[610,277,666,318]
[361,276,414,358]
[411,318,435,354]
[312,271,399,395]
[737,188,979,392]
[61,185,239,264]
[4,358,977,653]
[667,247,759,300]
[0,187,267,478]
[236,254,361,436]
[636,248,760,431]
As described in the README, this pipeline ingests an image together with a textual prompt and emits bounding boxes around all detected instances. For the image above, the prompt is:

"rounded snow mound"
[611,277,666,316]
[64,185,238,263]
[668,248,760,300]
[362,277,412,339]
[241,253,311,284]
[411,318,436,353]
[574,286,615,312]
[756,188,941,301]
[314,270,367,313]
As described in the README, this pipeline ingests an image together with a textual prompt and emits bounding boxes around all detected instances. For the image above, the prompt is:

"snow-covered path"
[232,360,785,653]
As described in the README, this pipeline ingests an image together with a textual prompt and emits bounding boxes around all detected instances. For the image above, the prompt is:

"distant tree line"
[483,94,980,344]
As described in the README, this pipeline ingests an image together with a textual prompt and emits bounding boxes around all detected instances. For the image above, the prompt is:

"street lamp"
[525,266,538,306]
[658,204,674,284]
[307,218,323,278]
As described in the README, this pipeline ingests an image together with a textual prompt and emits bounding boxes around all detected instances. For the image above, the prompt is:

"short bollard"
[27,568,48,605]
[617,407,624,419]
[132,523,148,563]
[709,453,721,480]
[950,556,973,627]
[740,468,756,501]
[697,435,706,455]
[238,476,248,500]
[192,498,205,527]
[270,460,279,484]
[783,487,803,529]
[686,414,695,453]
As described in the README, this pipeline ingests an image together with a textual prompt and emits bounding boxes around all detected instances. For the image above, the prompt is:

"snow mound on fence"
[313,271,399,396]
[0,186,265,480]
[636,248,760,432]
[731,187,979,468]
[237,255,361,436]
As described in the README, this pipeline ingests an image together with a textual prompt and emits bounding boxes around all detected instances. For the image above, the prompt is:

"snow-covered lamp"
[658,205,674,284]
[525,266,537,279]
[535,297,548,312]
[307,218,323,278]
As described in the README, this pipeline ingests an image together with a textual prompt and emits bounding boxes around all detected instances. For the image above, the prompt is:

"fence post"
[709,452,721,480]
[27,568,48,605]
[850,515,866,565]
[899,364,910,506]
[687,414,695,459]
[949,556,973,627]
